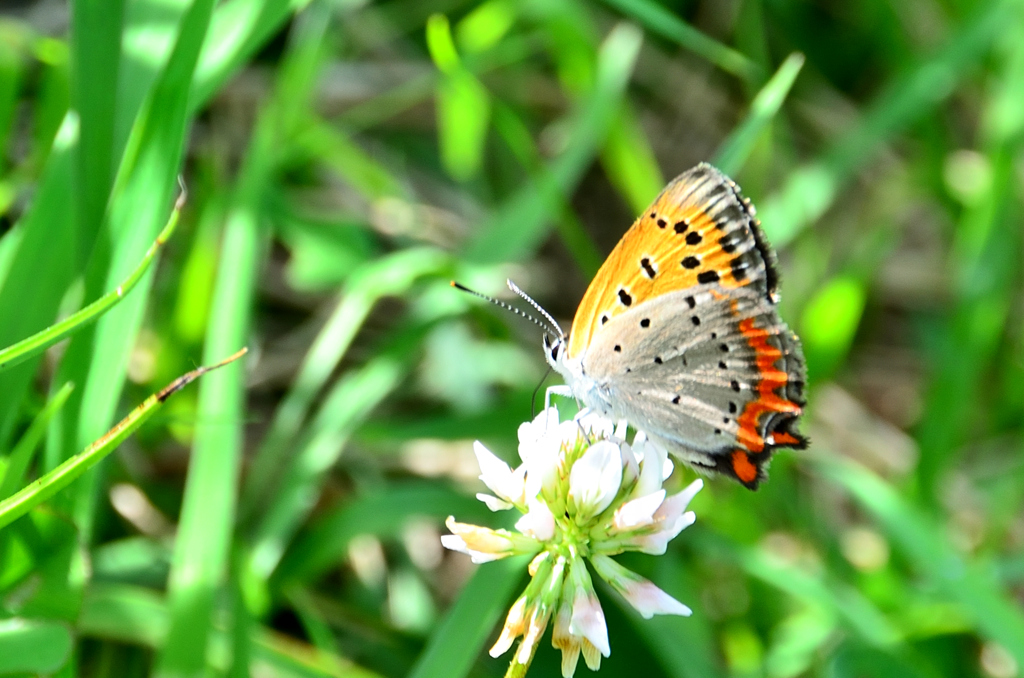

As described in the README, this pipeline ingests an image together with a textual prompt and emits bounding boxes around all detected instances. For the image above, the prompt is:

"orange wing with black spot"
[567,163,778,359]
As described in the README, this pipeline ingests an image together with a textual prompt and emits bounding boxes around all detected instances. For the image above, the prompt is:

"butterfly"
[543,163,806,489]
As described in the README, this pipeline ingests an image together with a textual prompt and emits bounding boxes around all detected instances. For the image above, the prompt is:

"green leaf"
[816,457,1024,669]
[714,52,805,176]
[0,120,78,451]
[0,618,73,675]
[241,247,448,520]
[464,21,642,264]
[71,0,125,263]
[597,0,758,80]
[408,556,529,678]
[758,0,1014,246]
[799,275,867,379]
[157,91,271,678]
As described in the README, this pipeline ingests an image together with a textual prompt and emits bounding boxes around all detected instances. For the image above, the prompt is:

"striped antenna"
[450,281,563,338]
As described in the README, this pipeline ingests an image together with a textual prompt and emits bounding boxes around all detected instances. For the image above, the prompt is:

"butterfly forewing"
[567,163,777,359]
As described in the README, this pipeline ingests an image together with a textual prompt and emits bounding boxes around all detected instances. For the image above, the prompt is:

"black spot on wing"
[697,270,720,284]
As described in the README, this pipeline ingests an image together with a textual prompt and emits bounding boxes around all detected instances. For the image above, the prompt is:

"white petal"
[568,440,622,520]
[575,409,615,439]
[444,516,520,562]
[632,436,666,499]
[476,493,513,511]
[473,441,522,503]
[662,456,675,481]
[570,590,610,657]
[629,510,696,555]
[518,406,561,461]
[623,580,691,618]
[515,498,556,541]
[440,534,469,554]
[613,490,666,531]
[560,645,581,678]
[591,555,691,619]
[619,441,639,487]
[440,533,506,564]
[654,479,703,522]
[524,444,562,499]
[581,640,603,671]
[490,596,527,657]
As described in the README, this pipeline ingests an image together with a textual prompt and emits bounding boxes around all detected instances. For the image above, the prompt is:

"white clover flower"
[443,406,703,677]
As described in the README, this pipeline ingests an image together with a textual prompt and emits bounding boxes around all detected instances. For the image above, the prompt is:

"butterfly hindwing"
[581,286,806,489]
[567,163,778,359]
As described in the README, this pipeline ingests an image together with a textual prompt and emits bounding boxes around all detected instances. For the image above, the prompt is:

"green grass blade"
[0,193,181,373]
[275,482,489,586]
[0,350,246,532]
[192,0,315,110]
[81,583,384,677]
[70,0,125,262]
[408,556,528,678]
[240,248,447,519]
[246,352,410,592]
[738,546,899,647]
[600,105,665,215]
[428,14,492,181]
[156,143,269,678]
[0,618,73,675]
[59,0,216,483]
[758,0,1013,246]
[488,102,604,276]
[464,22,642,264]
[0,119,78,450]
[0,382,74,501]
[816,456,1024,668]
[597,0,759,80]
[915,1,1024,503]
[714,52,805,176]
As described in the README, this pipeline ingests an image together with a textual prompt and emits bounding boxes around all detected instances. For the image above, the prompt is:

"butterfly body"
[546,163,806,489]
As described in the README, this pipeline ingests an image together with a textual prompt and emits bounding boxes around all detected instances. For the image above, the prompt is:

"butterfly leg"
[544,384,575,411]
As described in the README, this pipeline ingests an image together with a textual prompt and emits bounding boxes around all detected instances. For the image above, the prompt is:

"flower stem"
[504,639,538,678]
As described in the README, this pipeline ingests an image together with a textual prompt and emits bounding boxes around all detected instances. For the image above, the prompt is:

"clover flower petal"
[575,409,616,439]
[591,554,692,618]
[552,596,581,678]
[568,440,622,520]
[491,595,528,658]
[568,563,610,658]
[476,492,513,512]
[443,516,539,563]
[516,497,556,541]
[473,441,525,507]
[612,489,666,531]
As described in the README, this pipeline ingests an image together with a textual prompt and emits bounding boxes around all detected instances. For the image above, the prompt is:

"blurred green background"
[0,0,1023,676]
